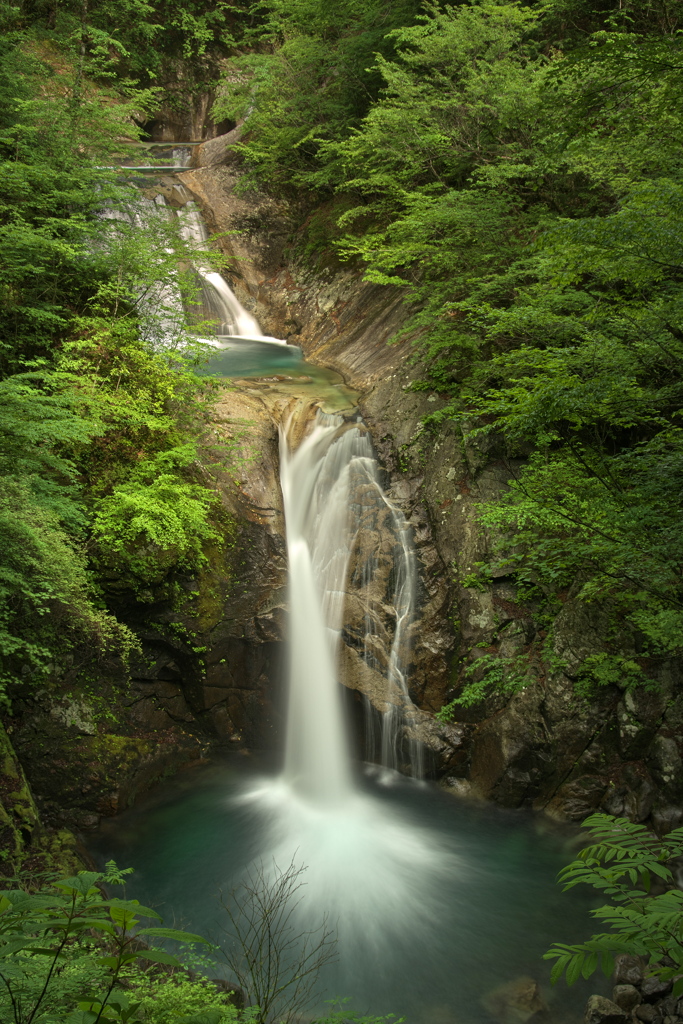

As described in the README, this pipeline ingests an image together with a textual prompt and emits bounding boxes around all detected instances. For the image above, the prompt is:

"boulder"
[641,976,673,1002]
[614,954,646,987]
[482,975,548,1024]
[612,984,641,1011]
[584,995,630,1024]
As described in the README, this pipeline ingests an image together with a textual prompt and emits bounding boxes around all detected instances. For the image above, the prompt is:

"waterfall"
[242,408,451,989]
[104,151,287,347]
[280,410,422,785]
[178,203,287,345]
[172,146,191,168]
[346,433,423,777]
[280,414,354,803]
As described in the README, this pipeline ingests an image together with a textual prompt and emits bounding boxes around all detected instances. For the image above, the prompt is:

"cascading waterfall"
[92,389,607,1022]
[104,153,286,347]
[177,202,286,345]
[279,413,355,803]
[348,431,423,777]
[241,409,453,993]
[281,410,423,781]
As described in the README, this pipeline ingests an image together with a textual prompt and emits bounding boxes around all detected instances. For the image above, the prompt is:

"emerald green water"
[90,760,602,1024]
[196,340,358,413]
[197,339,307,379]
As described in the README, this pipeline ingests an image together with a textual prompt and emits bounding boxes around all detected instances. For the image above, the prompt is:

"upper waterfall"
[178,203,287,345]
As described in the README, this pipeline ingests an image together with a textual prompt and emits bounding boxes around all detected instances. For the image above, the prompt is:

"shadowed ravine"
[91,219,602,1024]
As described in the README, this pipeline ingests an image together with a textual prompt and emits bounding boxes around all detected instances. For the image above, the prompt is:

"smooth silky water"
[90,184,603,1023]
[90,759,599,1024]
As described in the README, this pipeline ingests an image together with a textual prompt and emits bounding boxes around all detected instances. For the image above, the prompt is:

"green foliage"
[0,1,235,697]
[574,653,653,698]
[313,1010,403,1024]
[545,813,683,993]
[224,0,683,682]
[131,975,239,1024]
[0,477,137,700]
[0,863,213,1023]
[436,651,533,718]
[92,458,221,589]
[0,866,403,1024]
[212,0,422,192]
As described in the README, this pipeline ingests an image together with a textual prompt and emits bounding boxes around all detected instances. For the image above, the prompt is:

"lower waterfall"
[280,413,354,803]
[280,410,423,790]
[241,407,451,980]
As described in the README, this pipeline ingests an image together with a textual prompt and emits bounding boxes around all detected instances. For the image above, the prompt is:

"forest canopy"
[0,0,229,698]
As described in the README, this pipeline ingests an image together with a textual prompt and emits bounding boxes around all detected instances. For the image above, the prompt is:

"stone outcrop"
[583,956,683,1024]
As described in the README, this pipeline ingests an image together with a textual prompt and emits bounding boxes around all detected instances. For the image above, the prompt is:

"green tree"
[0,0,232,700]
[256,0,683,690]
[212,0,422,192]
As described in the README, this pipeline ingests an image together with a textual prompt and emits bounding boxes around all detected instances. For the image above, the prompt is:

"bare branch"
[217,858,338,1024]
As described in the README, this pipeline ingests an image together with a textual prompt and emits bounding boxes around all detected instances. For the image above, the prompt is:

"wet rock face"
[143,88,235,143]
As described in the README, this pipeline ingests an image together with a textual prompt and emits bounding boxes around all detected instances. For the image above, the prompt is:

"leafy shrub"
[92,467,221,588]
[0,863,214,1024]
[545,813,683,993]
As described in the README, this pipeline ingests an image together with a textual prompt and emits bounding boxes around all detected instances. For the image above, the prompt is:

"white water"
[102,141,286,348]
[280,411,422,784]
[280,414,355,802]
[178,203,287,345]
[100,195,191,350]
[345,429,422,776]
[235,410,452,1004]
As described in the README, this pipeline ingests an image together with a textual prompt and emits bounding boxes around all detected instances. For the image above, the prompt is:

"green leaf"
[108,900,161,921]
[54,873,102,896]
[549,954,571,985]
[177,1012,224,1024]
[582,952,598,979]
[136,927,209,944]
[109,905,139,929]
[64,1012,99,1024]
[565,953,585,987]
[133,948,180,966]
[600,952,614,978]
